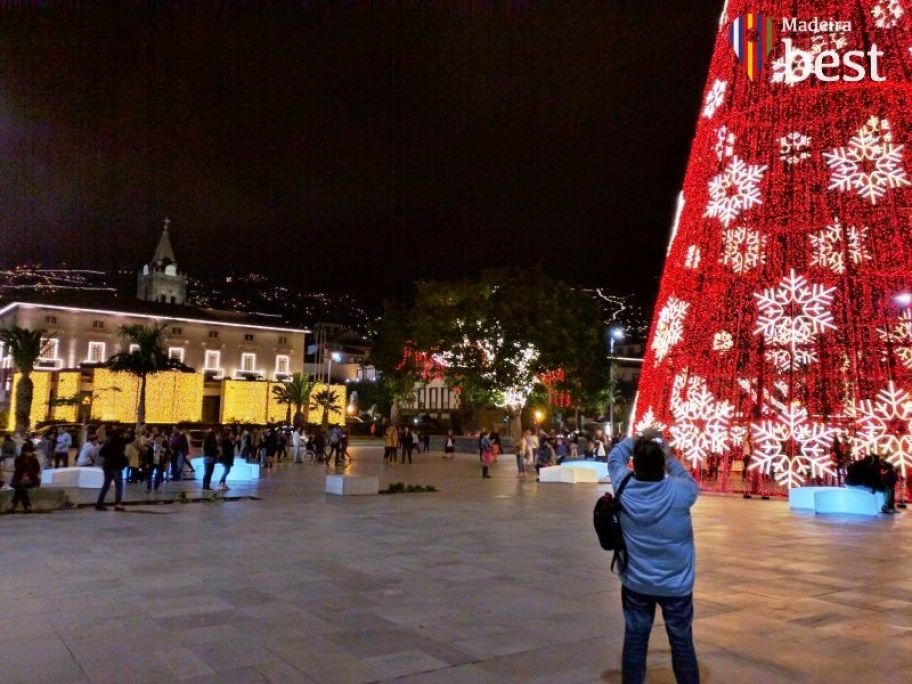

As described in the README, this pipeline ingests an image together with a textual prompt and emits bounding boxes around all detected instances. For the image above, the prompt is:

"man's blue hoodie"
[607,437,699,597]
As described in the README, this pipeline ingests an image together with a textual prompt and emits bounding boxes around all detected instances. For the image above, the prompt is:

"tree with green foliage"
[310,388,342,431]
[382,269,611,438]
[0,327,50,433]
[271,372,315,428]
[106,323,192,426]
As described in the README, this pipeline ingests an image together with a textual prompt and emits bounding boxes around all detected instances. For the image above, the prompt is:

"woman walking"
[480,431,493,479]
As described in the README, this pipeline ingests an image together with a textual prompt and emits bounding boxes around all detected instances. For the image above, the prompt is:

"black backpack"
[593,472,634,573]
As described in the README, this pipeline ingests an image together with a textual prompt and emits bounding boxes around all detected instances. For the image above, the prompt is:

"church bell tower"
[137,218,188,305]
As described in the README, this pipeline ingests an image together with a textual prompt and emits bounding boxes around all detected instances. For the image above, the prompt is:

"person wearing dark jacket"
[9,441,41,513]
[607,431,700,684]
[96,430,128,511]
[218,428,236,490]
[202,428,220,491]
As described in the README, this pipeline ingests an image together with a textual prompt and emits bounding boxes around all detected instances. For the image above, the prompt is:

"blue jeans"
[172,451,185,480]
[621,586,699,684]
[97,468,124,506]
[202,457,215,489]
[219,464,232,486]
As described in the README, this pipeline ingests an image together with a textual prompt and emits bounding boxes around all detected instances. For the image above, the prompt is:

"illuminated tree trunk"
[634,1,912,490]
[136,373,147,427]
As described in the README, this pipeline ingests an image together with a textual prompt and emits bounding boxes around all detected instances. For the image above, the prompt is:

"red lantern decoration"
[635,1,912,493]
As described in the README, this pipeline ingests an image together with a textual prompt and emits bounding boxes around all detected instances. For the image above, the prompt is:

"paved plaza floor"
[1,444,911,683]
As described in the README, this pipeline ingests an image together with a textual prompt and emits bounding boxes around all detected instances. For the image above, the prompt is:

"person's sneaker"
[95,505,107,511]
[202,487,213,491]
[114,505,126,512]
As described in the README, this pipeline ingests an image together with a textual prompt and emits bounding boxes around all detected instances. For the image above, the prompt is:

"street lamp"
[608,327,625,439]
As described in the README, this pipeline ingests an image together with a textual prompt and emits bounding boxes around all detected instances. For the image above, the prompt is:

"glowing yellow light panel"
[307,382,347,427]
[6,371,52,430]
[220,379,268,424]
[52,371,81,421]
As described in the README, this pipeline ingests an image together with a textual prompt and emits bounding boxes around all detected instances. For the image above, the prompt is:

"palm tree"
[271,372,315,428]
[310,388,342,432]
[106,323,191,426]
[0,327,49,434]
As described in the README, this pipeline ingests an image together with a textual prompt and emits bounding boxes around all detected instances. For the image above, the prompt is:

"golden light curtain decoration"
[7,371,52,430]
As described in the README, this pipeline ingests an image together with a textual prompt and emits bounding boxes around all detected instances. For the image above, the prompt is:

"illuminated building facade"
[0,222,308,427]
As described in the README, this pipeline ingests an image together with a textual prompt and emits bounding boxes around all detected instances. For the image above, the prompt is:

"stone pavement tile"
[255,660,318,684]
[265,635,383,684]
[183,667,271,683]
[0,634,86,684]
[78,651,180,684]
[358,648,450,679]
[175,623,243,645]
[143,595,236,619]
[189,637,281,672]
[156,608,241,631]
[154,647,216,680]
[383,663,505,684]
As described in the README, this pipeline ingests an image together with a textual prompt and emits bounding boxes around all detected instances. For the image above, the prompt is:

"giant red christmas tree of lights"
[634,0,912,490]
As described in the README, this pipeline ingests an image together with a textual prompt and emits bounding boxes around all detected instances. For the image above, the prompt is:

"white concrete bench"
[788,485,887,515]
[40,467,105,489]
[188,458,260,483]
[558,460,609,482]
[538,465,599,484]
[325,474,379,496]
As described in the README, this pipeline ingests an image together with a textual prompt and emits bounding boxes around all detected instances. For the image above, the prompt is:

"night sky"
[0,1,721,305]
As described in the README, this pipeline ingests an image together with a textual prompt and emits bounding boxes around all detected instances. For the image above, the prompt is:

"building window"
[417,388,426,409]
[129,343,140,354]
[429,387,438,409]
[208,330,219,338]
[45,315,57,325]
[244,334,255,342]
[168,347,185,363]
[241,352,256,372]
[171,326,183,336]
[92,320,105,329]
[37,338,60,367]
[87,341,106,364]
[442,389,450,409]
[278,336,288,345]
[275,354,290,376]
[204,350,221,371]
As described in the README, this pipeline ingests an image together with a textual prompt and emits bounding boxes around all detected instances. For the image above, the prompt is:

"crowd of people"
[381,424,432,464]
[0,422,358,513]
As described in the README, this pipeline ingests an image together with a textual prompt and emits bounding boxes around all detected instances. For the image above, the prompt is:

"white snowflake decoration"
[702,79,727,119]
[705,156,767,227]
[651,297,690,364]
[872,0,905,28]
[808,218,870,275]
[824,116,910,205]
[684,245,701,270]
[877,310,912,370]
[852,382,912,476]
[634,407,667,436]
[779,132,811,165]
[754,270,837,372]
[715,126,736,161]
[712,330,734,352]
[750,401,837,488]
[669,371,734,468]
[720,226,767,274]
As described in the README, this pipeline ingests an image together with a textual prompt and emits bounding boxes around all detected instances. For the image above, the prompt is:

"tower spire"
[152,217,176,263]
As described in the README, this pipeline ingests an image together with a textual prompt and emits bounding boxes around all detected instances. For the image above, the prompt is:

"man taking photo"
[606,428,700,684]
